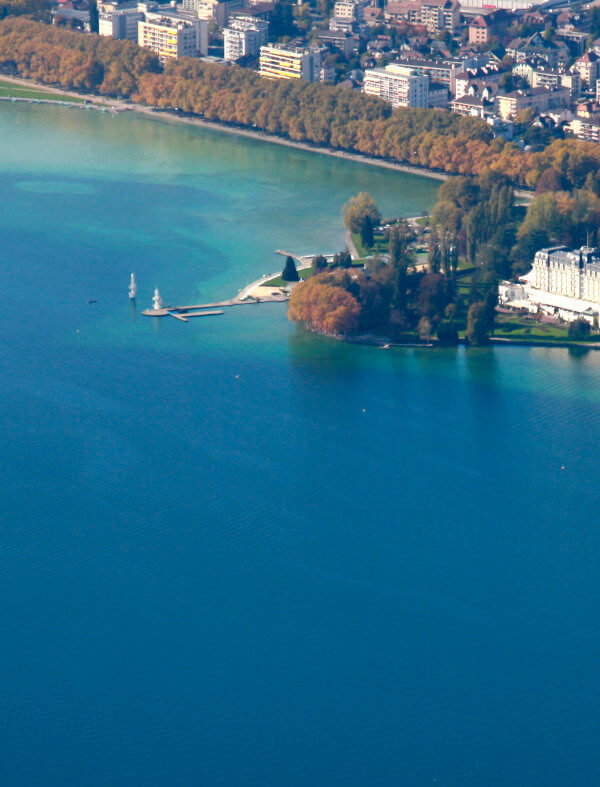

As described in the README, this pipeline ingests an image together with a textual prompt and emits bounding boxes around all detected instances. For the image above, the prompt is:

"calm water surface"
[0,105,599,786]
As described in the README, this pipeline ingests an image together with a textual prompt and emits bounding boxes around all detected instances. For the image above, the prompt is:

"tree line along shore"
[4,16,600,192]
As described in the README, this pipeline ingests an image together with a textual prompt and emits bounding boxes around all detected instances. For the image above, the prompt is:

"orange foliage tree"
[288,276,361,335]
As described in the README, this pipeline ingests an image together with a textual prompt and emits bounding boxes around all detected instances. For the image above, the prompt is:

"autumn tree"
[288,275,361,335]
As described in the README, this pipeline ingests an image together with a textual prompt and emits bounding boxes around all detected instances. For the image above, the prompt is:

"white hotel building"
[499,246,600,324]
[363,63,429,108]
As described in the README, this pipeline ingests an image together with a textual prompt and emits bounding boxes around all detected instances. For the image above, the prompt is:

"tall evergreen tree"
[281,256,299,282]
[360,214,374,250]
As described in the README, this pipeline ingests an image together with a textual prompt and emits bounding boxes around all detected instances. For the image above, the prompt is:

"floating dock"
[141,307,226,320]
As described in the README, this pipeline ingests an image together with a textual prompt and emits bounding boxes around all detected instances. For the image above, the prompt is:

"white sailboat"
[152,288,164,311]
[129,272,137,300]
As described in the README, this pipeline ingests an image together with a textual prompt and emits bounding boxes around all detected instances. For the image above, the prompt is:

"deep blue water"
[1,104,599,785]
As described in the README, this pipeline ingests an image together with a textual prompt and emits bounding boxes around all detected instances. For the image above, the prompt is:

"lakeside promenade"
[0,75,533,198]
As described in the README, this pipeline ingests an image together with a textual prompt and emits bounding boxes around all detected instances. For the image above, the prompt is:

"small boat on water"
[88,299,97,304]
[129,272,137,300]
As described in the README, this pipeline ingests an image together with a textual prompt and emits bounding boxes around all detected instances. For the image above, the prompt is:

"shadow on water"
[287,326,368,378]
[568,345,591,360]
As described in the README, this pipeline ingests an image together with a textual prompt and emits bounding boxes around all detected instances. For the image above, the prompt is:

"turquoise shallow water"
[1,104,600,786]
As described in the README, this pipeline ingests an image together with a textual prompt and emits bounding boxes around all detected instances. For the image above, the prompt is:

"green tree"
[282,255,299,282]
[270,0,296,39]
[360,213,374,249]
[342,192,381,233]
[568,319,591,340]
[466,301,491,345]
[89,0,99,33]
[312,254,328,273]
[332,251,352,268]
[437,321,459,345]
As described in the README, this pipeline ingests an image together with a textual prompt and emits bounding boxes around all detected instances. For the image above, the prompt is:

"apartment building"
[259,44,322,82]
[397,57,460,87]
[384,0,460,34]
[496,86,570,121]
[468,15,490,46]
[98,2,143,41]
[138,8,208,63]
[317,30,354,59]
[566,117,600,142]
[363,63,429,108]
[183,0,244,26]
[572,52,599,88]
[223,15,268,61]
[531,67,580,98]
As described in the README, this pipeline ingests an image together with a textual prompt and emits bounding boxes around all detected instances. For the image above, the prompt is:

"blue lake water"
[1,104,599,786]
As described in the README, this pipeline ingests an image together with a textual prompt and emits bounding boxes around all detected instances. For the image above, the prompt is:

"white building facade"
[138,12,208,63]
[98,2,143,41]
[499,246,600,324]
[223,16,268,61]
[259,44,322,82]
[363,63,429,108]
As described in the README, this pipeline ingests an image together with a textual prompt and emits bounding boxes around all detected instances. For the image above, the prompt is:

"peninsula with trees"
[287,172,600,347]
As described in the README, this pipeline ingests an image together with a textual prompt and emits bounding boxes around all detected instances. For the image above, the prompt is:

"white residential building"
[138,9,208,63]
[223,15,268,61]
[363,63,428,108]
[183,0,244,26]
[98,2,143,41]
[259,44,322,82]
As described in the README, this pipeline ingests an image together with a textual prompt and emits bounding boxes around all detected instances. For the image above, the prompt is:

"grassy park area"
[0,78,86,102]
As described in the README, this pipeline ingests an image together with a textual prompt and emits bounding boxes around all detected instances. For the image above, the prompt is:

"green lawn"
[352,231,389,258]
[0,79,86,103]
[492,313,600,342]
[262,267,314,288]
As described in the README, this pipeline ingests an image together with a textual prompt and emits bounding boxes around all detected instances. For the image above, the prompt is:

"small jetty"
[141,252,320,320]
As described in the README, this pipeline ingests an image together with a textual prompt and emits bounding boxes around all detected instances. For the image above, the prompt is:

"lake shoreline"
[0,74,534,196]
[299,327,600,351]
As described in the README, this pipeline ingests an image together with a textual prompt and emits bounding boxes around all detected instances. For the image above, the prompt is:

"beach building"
[363,63,428,108]
[259,44,322,82]
[223,15,268,61]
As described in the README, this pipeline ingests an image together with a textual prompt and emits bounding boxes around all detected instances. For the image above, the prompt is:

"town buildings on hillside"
[87,0,600,144]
